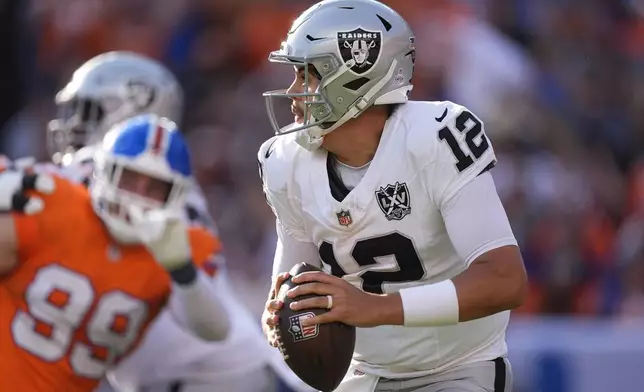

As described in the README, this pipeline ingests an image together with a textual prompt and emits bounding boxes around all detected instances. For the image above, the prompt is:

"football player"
[259,1,527,392]
[0,114,230,392]
[44,51,309,392]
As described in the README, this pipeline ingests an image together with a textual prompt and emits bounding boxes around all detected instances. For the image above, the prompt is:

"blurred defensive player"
[44,51,309,392]
[0,115,230,392]
[259,1,526,391]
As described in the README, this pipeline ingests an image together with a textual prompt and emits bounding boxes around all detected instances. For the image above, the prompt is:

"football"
[275,262,356,392]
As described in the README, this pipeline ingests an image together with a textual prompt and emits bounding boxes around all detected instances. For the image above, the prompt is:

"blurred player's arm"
[0,170,55,274]
[139,215,230,342]
[166,262,230,341]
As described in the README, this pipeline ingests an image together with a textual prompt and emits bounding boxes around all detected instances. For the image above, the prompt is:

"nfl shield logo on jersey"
[375,182,411,221]
[336,209,353,226]
[288,312,319,342]
[337,28,382,75]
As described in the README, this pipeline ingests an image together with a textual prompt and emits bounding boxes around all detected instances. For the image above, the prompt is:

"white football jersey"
[258,101,514,378]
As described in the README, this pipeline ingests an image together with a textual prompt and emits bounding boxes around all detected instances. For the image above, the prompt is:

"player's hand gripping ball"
[275,263,356,392]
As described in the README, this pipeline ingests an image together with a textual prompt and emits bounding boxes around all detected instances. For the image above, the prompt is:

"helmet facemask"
[48,97,106,165]
[91,152,190,245]
[263,53,341,150]
[48,92,147,166]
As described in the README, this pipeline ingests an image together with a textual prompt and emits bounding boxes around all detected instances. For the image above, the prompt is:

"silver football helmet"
[48,51,183,164]
[263,0,415,150]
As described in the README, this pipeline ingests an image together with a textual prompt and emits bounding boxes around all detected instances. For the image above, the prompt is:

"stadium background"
[0,0,642,391]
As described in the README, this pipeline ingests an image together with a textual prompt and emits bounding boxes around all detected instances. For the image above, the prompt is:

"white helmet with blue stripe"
[90,114,192,244]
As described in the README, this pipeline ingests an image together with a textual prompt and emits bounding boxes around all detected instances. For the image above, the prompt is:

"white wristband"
[399,280,459,327]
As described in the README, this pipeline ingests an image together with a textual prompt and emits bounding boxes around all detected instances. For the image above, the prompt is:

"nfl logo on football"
[336,210,352,226]
[288,312,319,342]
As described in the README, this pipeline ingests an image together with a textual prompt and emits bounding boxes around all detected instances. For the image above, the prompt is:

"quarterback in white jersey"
[42,51,310,392]
[260,1,526,392]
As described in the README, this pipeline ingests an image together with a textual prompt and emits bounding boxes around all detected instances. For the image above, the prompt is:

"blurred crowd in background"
[1,0,643,319]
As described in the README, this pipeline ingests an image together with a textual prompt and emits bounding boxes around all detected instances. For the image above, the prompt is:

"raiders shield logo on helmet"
[126,80,156,110]
[337,28,382,75]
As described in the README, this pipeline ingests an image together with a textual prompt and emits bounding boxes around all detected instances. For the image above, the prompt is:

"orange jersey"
[0,176,219,392]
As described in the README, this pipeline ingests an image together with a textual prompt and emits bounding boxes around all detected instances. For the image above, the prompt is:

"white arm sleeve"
[168,270,230,341]
[441,171,517,266]
[272,220,321,277]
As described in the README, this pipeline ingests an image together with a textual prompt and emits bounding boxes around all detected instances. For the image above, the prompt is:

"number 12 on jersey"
[438,110,490,172]
[319,232,426,294]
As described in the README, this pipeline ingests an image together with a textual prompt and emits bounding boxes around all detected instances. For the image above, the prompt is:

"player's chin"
[294,115,304,124]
